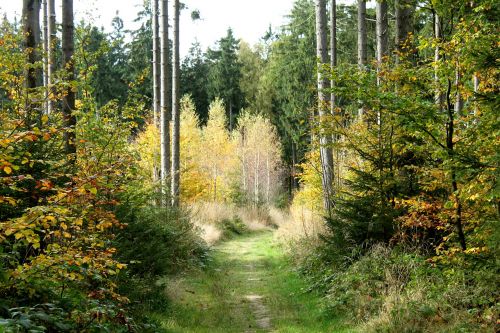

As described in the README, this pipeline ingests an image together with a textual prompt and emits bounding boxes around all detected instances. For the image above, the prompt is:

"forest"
[0,0,498,332]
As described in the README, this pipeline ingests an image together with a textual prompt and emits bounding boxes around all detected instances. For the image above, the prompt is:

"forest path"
[159,231,354,333]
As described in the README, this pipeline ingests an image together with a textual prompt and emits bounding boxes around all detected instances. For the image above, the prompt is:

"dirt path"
[160,231,353,333]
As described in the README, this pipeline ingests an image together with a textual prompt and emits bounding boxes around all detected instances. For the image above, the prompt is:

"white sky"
[0,0,353,58]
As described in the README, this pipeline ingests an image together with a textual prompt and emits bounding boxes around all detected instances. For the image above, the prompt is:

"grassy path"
[156,231,354,333]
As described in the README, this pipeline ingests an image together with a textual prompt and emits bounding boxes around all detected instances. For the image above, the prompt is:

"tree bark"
[23,0,41,91]
[47,0,55,114]
[42,0,48,113]
[160,0,171,205]
[330,0,337,112]
[376,0,388,86]
[62,0,76,159]
[357,0,367,118]
[434,12,444,109]
[395,0,413,62]
[315,0,334,216]
[152,0,160,127]
[171,0,180,207]
[445,79,467,251]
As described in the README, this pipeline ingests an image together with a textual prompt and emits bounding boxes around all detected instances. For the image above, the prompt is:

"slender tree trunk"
[434,12,444,109]
[171,0,180,207]
[330,0,337,112]
[315,0,334,216]
[23,0,41,91]
[376,0,388,87]
[152,0,160,187]
[357,0,367,118]
[455,65,463,116]
[266,154,270,204]
[445,79,467,251]
[395,0,413,63]
[47,0,55,114]
[473,73,479,115]
[254,151,260,206]
[152,0,160,127]
[23,0,41,130]
[160,0,171,205]
[42,0,48,113]
[62,0,76,159]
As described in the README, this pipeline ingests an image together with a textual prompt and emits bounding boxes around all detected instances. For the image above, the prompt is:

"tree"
[376,0,388,86]
[62,0,76,158]
[315,0,334,215]
[171,0,180,206]
[206,28,242,130]
[152,0,160,125]
[201,99,238,202]
[357,0,367,117]
[160,0,170,204]
[395,0,414,58]
[180,42,209,122]
[23,0,41,92]
[47,0,55,114]
[42,0,48,113]
[330,0,337,111]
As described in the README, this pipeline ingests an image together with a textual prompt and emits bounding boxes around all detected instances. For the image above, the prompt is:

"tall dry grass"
[189,202,272,245]
[272,205,325,245]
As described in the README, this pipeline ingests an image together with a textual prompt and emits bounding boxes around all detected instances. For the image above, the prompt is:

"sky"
[0,0,299,58]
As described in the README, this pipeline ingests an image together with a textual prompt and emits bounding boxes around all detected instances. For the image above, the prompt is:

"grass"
[151,230,355,332]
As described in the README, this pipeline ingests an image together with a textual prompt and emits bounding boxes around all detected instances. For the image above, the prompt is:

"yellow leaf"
[3,166,12,175]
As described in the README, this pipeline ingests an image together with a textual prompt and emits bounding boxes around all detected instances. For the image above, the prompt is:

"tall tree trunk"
[330,0,337,112]
[445,79,467,251]
[42,0,48,113]
[395,0,413,62]
[62,0,76,159]
[434,12,444,109]
[357,0,367,118]
[152,0,160,187]
[376,0,388,87]
[315,0,334,216]
[160,0,171,205]
[47,0,55,114]
[23,0,41,129]
[152,0,160,127]
[171,0,180,207]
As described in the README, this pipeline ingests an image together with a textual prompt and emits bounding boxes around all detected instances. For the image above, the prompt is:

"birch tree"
[315,0,334,215]
[171,0,180,206]
[160,0,171,204]
[62,0,76,158]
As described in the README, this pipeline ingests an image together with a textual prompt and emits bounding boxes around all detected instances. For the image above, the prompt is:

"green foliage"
[221,216,247,237]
